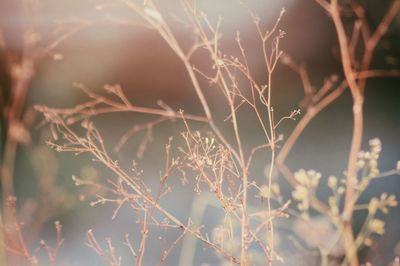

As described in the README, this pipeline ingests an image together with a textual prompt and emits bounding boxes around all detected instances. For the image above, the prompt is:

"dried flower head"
[368,218,385,235]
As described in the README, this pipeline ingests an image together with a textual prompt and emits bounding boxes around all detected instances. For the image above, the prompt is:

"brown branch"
[276,80,347,168]
[355,69,400,79]
[357,0,400,94]
[325,14,363,266]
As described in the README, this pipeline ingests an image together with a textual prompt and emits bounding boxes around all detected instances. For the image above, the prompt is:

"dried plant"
[1,0,400,265]
[0,197,64,266]
[0,1,91,264]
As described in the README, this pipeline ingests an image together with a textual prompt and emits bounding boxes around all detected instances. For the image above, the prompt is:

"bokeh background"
[1,0,400,265]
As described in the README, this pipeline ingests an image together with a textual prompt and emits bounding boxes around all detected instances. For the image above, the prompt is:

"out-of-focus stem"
[1,57,34,265]
[330,1,364,265]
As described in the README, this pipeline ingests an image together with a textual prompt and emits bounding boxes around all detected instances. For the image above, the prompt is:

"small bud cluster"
[292,169,322,219]
[327,175,345,216]
[357,138,382,177]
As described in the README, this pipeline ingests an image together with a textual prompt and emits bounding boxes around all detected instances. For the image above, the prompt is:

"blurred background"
[1,0,400,265]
